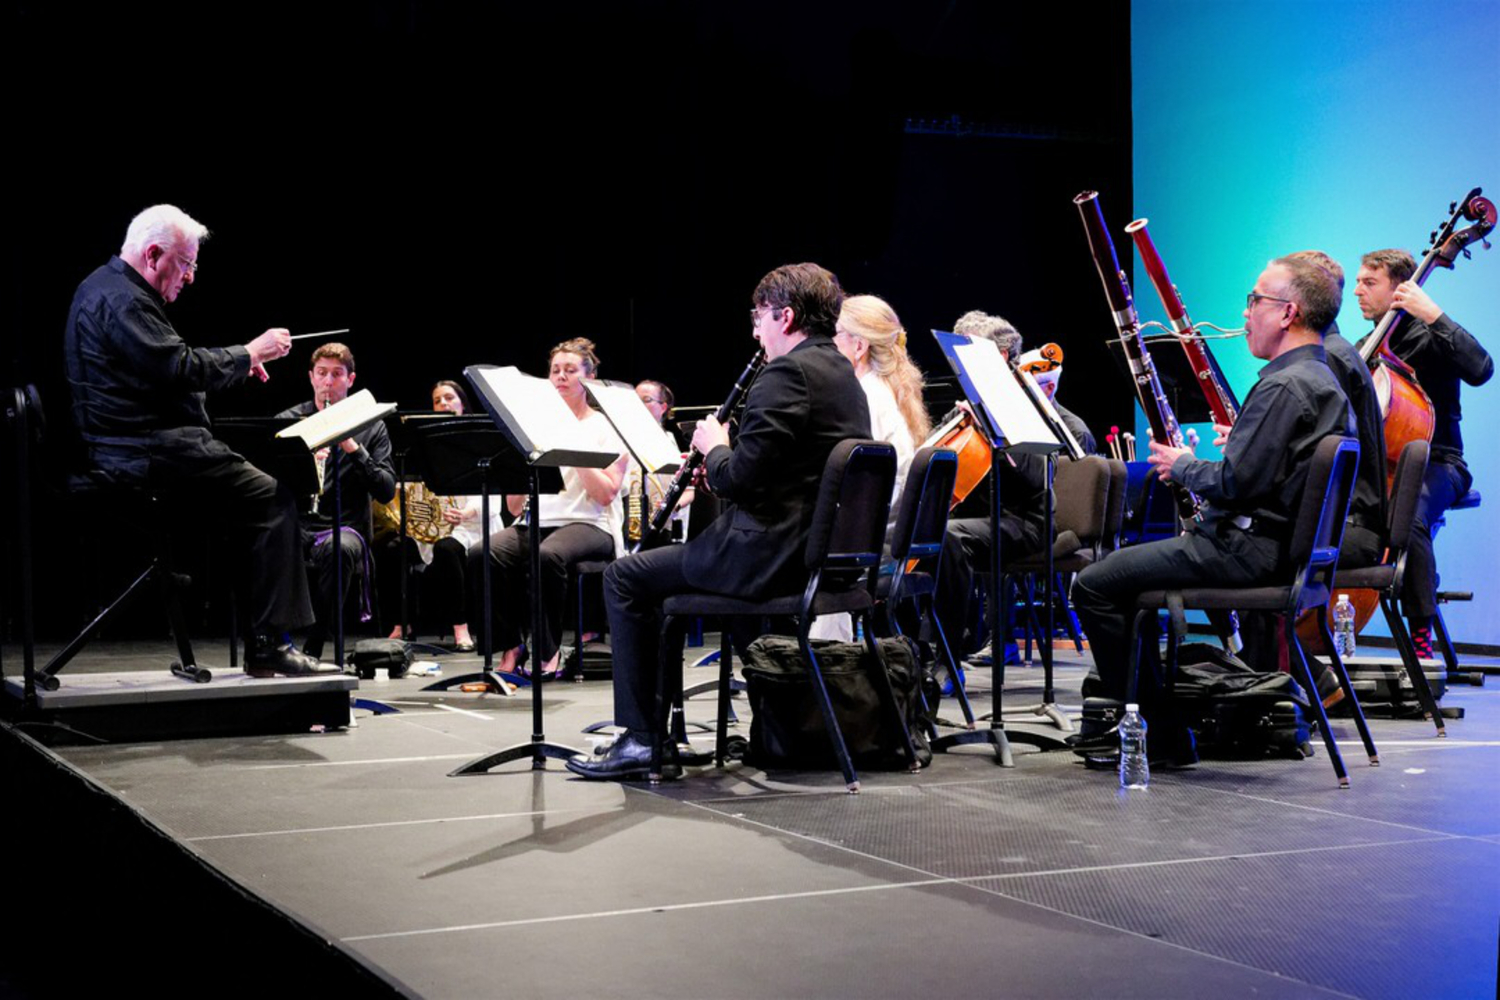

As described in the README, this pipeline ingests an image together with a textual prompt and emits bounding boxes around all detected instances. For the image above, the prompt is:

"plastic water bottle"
[1334,593,1356,659]
[1119,704,1149,790]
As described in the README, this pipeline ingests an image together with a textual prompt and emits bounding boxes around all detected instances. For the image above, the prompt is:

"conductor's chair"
[5,385,206,709]
[655,439,916,792]
[1129,436,1376,788]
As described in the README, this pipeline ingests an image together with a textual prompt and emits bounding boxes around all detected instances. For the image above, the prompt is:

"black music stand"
[934,331,1074,758]
[381,412,475,655]
[447,365,618,776]
[278,392,396,669]
[406,416,556,696]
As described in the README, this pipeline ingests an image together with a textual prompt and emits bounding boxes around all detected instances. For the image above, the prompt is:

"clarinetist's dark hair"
[752,263,844,340]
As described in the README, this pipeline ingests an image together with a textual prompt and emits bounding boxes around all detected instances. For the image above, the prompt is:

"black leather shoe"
[245,640,339,678]
[565,734,681,781]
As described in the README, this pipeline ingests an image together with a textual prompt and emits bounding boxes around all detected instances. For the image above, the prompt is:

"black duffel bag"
[740,634,932,771]
[351,638,412,680]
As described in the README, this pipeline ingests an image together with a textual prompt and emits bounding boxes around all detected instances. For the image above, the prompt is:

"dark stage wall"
[3,1,1134,634]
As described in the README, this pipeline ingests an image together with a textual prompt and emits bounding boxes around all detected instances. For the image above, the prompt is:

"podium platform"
[2,668,357,744]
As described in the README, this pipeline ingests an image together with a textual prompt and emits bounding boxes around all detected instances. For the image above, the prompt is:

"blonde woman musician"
[813,294,931,640]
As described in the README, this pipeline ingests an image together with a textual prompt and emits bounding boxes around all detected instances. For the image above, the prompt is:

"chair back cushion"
[805,439,896,573]
[1051,455,1110,544]
[887,447,957,562]
[1385,439,1430,551]
[1288,435,1359,568]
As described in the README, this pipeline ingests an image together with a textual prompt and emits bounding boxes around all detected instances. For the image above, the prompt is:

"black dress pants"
[602,544,695,738]
[1072,523,1282,714]
[935,515,1042,658]
[469,522,613,662]
[1404,457,1471,620]
[149,451,314,636]
[305,525,370,652]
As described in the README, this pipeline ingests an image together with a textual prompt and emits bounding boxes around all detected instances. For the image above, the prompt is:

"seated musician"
[625,379,693,550]
[934,311,1096,664]
[1353,248,1492,656]
[277,343,397,659]
[810,293,931,641]
[1069,256,1354,766]
[568,263,872,780]
[62,203,329,677]
[467,338,628,679]
[377,380,501,651]
[1231,250,1389,694]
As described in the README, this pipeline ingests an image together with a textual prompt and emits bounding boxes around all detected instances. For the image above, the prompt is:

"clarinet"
[630,348,767,553]
[1074,190,1201,523]
[1125,218,1240,427]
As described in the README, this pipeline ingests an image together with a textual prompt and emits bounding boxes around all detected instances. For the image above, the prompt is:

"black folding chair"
[1328,440,1445,733]
[1130,436,1377,788]
[656,439,917,792]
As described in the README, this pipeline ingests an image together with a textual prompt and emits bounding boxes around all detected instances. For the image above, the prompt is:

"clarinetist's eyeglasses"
[176,253,200,275]
[749,306,787,327]
[1245,292,1293,310]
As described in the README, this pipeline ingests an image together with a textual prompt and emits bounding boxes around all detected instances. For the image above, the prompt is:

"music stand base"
[931,726,1014,766]
[421,670,523,695]
[989,701,1074,732]
[449,738,583,776]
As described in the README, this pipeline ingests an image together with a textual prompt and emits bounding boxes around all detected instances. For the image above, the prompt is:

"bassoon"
[630,348,767,553]
[1074,190,1201,522]
[1125,218,1241,427]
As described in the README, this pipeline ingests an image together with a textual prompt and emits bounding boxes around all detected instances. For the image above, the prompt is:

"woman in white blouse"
[468,338,628,678]
[812,295,931,641]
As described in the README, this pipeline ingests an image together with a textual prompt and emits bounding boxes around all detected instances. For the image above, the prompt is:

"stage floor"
[10,639,1500,999]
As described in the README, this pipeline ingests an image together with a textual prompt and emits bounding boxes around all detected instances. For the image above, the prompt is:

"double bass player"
[1354,249,1493,655]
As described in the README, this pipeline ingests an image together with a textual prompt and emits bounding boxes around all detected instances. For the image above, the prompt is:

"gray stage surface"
[12,640,1500,999]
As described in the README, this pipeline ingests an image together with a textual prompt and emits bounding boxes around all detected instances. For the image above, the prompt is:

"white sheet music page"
[584,380,681,474]
[275,389,397,451]
[469,366,618,459]
[953,339,1059,452]
[1017,368,1083,458]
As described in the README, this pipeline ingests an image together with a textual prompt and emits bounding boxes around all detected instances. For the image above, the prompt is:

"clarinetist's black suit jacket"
[682,335,872,598]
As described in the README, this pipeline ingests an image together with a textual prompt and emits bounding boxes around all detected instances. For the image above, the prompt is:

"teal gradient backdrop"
[1132,0,1500,644]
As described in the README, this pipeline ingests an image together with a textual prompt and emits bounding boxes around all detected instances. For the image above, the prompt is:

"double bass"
[1359,187,1496,488]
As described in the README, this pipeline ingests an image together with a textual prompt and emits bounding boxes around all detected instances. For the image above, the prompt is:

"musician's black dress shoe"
[245,638,339,678]
[565,734,680,781]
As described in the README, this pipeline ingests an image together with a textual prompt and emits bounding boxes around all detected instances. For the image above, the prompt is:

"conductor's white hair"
[121,204,210,256]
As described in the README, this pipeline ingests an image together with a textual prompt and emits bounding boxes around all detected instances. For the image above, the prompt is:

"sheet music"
[275,389,397,451]
[953,339,1060,453]
[465,365,622,466]
[1016,369,1084,459]
[584,380,682,474]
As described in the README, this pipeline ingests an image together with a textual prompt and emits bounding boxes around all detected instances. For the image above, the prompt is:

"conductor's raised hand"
[246,328,293,382]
